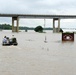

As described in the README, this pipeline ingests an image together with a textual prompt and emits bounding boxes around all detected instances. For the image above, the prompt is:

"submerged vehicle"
[2,37,18,46]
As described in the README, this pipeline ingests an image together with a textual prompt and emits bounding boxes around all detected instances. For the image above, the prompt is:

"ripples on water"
[0,30,76,49]
[0,30,76,75]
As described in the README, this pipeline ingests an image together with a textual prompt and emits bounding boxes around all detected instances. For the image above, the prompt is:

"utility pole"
[44,19,45,32]
[44,19,47,43]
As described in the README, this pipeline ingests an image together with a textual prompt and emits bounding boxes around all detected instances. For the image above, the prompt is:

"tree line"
[0,24,12,30]
[0,24,53,30]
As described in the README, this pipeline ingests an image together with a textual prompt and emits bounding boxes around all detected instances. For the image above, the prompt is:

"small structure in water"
[25,28,28,32]
[62,32,74,41]
[44,36,47,43]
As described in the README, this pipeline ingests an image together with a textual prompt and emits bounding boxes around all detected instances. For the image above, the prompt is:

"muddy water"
[0,30,76,75]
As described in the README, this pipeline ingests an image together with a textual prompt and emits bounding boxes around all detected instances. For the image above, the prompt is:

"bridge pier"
[12,17,19,32]
[53,18,60,33]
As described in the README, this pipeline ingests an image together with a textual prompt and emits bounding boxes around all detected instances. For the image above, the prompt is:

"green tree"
[34,26,43,32]
[59,28,63,33]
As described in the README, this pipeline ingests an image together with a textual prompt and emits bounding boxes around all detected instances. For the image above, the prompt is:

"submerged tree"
[59,28,63,33]
[34,26,43,32]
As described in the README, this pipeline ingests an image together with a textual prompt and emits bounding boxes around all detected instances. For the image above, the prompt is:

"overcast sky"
[0,0,76,28]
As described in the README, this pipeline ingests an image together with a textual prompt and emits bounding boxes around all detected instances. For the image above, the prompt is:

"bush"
[59,28,63,32]
[34,26,43,32]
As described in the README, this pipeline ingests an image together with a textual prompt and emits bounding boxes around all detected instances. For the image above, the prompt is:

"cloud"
[0,0,76,14]
[0,0,76,27]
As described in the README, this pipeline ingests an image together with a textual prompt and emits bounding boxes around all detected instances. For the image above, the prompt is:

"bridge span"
[0,13,76,32]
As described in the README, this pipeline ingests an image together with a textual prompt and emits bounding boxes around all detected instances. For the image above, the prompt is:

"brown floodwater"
[0,30,76,75]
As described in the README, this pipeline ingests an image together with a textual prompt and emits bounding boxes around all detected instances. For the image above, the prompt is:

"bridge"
[0,13,76,32]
